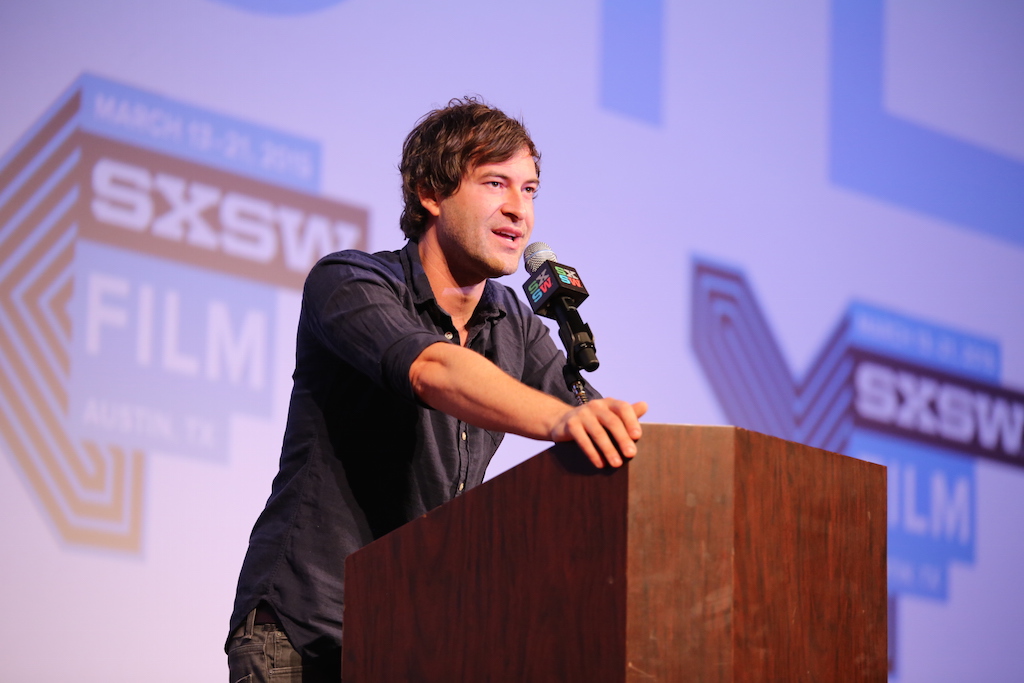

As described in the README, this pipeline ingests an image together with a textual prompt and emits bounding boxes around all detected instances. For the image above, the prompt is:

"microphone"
[522,242,599,373]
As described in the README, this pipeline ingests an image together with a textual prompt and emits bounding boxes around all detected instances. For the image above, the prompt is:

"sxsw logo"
[855,360,1022,461]
[691,259,1022,671]
[526,269,552,303]
[553,265,582,288]
[0,74,367,552]
[90,157,358,280]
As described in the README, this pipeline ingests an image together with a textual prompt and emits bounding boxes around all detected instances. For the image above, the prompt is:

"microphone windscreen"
[524,242,558,273]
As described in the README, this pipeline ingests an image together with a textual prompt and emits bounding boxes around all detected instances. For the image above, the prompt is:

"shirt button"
[458,482,465,492]
[461,431,467,441]
[444,332,453,340]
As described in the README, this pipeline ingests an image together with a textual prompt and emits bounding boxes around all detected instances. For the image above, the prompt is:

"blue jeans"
[227,608,342,683]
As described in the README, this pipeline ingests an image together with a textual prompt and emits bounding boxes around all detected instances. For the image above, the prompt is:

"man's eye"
[487,181,502,188]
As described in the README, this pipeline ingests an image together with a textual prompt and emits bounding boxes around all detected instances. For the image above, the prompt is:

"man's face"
[424,147,539,284]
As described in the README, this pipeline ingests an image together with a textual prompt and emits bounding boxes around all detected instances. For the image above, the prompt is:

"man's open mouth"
[493,229,520,242]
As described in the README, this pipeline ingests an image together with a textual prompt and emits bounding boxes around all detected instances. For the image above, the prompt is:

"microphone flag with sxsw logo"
[0,74,368,552]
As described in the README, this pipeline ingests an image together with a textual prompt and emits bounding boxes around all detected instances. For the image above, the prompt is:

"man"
[226,98,647,682]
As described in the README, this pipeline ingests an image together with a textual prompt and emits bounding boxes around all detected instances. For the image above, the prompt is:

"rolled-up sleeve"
[301,251,447,402]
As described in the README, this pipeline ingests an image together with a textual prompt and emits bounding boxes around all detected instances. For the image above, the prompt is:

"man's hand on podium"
[549,398,648,469]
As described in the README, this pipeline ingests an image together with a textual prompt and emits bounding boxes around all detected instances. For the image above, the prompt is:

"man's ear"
[417,186,442,218]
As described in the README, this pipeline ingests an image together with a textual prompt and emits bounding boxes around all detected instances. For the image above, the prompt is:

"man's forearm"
[409,341,647,468]
[409,341,572,441]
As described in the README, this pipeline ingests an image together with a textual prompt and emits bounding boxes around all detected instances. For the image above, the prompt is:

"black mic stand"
[563,364,591,405]
[555,295,599,405]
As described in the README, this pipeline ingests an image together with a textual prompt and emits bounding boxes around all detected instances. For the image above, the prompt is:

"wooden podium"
[343,425,887,681]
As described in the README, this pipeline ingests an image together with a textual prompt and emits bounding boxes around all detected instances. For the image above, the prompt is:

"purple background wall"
[1,1,1022,680]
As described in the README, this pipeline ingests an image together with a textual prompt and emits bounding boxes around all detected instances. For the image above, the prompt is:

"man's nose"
[502,189,527,222]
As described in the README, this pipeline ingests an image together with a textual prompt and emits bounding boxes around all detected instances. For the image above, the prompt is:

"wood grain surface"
[343,425,887,682]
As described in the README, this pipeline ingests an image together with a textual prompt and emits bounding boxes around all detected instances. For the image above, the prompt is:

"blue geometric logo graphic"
[692,258,1024,670]
[0,74,367,552]
[599,0,664,124]
[209,0,346,15]
[829,0,1024,247]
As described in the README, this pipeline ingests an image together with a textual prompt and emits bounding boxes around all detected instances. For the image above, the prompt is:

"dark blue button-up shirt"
[229,241,595,661]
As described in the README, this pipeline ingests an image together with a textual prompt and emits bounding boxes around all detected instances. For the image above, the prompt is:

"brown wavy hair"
[399,97,540,240]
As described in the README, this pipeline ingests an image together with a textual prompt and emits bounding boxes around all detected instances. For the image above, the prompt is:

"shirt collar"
[401,240,507,323]
[401,240,436,307]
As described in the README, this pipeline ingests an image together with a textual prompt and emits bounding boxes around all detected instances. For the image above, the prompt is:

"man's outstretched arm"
[410,342,648,469]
